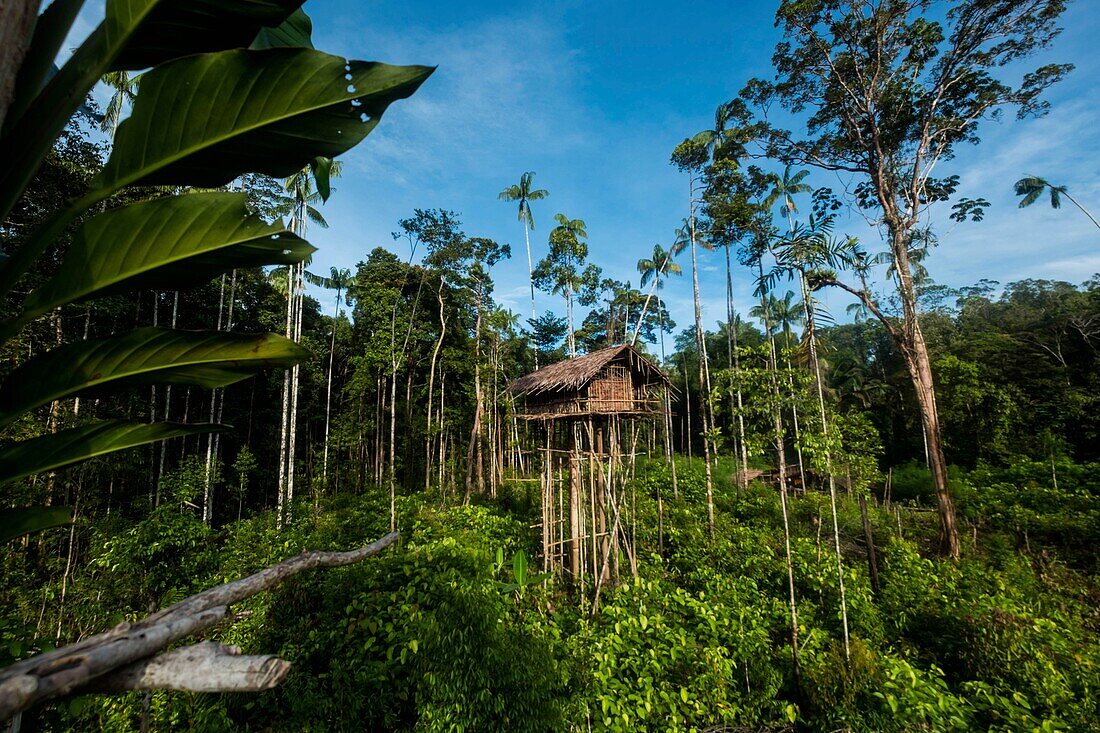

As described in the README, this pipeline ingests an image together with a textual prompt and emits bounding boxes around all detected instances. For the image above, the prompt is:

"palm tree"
[534,213,590,357]
[100,71,140,137]
[691,100,746,165]
[766,164,812,227]
[499,172,550,360]
[750,291,807,480]
[277,158,341,526]
[1014,175,1100,230]
[681,214,717,533]
[305,266,356,487]
[632,242,683,346]
[762,211,855,663]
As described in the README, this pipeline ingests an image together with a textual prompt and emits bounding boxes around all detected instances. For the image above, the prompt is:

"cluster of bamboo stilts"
[534,412,668,604]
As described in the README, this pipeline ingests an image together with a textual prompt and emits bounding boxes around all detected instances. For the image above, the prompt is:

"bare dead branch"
[86,642,290,694]
[0,531,399,721]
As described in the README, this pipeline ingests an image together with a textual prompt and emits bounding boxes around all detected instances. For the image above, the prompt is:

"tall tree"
[305,266,357,487]
[532,213,596,358]
[499,172,550,362]
[672,127,717,534]
[633,242,683,347]
[750,291,807,481]
[462,237,510,500]
[735,0,1073,557]
[276,157,339,526]
[99,71,140,137]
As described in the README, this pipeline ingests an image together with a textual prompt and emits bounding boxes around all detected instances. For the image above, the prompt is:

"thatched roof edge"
[507,344,670,396]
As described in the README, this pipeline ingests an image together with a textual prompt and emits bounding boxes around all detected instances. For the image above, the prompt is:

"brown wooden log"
[0,531,399,721]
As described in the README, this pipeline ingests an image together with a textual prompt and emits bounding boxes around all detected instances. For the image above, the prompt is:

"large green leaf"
[0,0,304,225]
[22,192,312,317]
[97,48,433,190]
[251,7,314,50]
[0,328,308,427]
[0,420,225,485]
[110,0,304,71]
[0,506,73,544]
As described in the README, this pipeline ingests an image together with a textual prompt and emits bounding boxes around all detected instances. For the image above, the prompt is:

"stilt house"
[508,344,670,419]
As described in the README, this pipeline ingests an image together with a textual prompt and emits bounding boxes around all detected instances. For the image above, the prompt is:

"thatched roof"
[508,344,670,396]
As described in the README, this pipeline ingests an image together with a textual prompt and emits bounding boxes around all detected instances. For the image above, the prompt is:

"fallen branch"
[0,530,399,721]
[86,642,290,694]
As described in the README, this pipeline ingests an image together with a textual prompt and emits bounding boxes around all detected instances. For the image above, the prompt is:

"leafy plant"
[0,1,431,538]
[493,548,551,596]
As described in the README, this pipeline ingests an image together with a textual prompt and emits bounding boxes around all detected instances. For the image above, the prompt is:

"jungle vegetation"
[1,0,1098,731]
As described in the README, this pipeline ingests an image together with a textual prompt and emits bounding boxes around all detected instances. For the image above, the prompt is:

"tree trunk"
[800,270,849,659]
[204,277,226,525]
[286,263,305,519]
[276,265,294,528]
[760,269,800,690]
[859,494,880,595]
[566,289,575,357]
[888,225,959,558]
[0,0,37,133]
[687,175,714,536]
[725,246,749,490]
[524,220,539,368]
[322,288,342,486]
[426,278,446,492]
[465,283,485,500]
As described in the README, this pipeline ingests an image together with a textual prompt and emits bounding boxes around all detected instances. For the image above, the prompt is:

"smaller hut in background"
[509,344,668,419]
[507,345,673,600]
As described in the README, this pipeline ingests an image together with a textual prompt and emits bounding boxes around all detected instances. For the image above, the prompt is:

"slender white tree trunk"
[156,291,179,507]
[687,175,715,535]
[725,246,749,488]
[203,278,226,524]
[800,270,849,659]
[524,220,539,368]
[426,279,446,492]
[322,288,342,485]
[286,262,304,517]
[277,265,294,527]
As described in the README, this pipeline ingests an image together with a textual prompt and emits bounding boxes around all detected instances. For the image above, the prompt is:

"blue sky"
[75,1,1100,339]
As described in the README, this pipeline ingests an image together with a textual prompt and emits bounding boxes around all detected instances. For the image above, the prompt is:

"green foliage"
[0,0,430,541]
[246,500,570,732]
[584,576,784,731]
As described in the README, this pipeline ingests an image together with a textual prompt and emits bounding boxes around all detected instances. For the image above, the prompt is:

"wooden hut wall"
[585,365,634,412]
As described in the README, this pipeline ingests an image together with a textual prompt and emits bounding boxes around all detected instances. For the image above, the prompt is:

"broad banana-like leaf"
[251,7,313,50]
[23,192,312,317]
[0,506,73,544]
[0,420,225,485]
[0,328,309,427]
[97,48,433,190]
[0,0,303,223]
[111,0,304,71]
